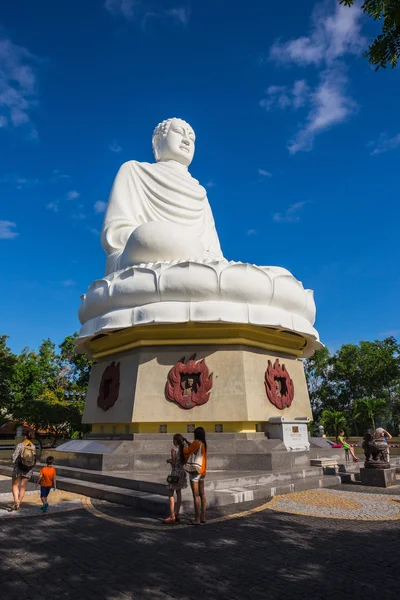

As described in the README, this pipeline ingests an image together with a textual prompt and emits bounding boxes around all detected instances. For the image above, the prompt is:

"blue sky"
[1,0,399,354]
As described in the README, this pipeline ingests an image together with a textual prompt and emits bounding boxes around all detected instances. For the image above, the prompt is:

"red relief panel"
[166,354,213,410]
[265,358,294,410]
[97,361,121,411]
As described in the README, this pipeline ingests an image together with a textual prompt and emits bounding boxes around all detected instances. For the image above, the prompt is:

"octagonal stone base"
[82,344,312,432]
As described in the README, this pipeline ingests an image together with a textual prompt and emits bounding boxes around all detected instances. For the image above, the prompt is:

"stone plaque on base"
[360,467,397,488]
[266,417,310,451]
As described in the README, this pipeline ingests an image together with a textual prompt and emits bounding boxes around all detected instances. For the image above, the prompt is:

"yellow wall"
[92,421,262,434]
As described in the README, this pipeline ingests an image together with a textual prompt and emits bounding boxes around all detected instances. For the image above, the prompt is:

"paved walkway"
[1,478,400,599]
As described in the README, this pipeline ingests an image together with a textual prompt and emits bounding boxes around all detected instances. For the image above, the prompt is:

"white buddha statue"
[78,117,321,357]
[101,118,224,274]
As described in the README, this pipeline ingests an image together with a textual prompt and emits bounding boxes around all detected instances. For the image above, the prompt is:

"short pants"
[40,486,52,498]
[189,473,205,483]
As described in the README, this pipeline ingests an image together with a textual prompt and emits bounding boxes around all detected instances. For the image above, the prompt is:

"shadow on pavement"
[0,496,399,600]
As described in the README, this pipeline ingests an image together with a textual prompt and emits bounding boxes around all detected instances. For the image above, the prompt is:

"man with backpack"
[8,430,37,512]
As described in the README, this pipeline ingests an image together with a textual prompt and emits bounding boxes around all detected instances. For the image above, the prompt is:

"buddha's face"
[153,118,195,167]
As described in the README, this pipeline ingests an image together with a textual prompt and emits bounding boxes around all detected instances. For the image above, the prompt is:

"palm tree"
[320,410,347,439]
[354,397,387,430]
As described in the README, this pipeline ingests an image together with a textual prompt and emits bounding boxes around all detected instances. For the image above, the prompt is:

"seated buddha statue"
[101,118,224,274]
[78,117,320,357]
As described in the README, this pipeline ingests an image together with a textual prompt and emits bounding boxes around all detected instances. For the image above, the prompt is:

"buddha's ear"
[152,134,161,161]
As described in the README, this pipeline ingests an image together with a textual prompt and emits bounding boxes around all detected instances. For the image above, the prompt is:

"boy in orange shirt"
[36,456,57,513]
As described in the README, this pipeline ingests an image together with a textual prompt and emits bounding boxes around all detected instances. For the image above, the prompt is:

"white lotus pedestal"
[77,260,320,435]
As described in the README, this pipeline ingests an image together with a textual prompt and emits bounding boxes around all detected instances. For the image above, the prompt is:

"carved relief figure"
[265,359,294,410]
[166,354,213,409]
[97,361,120,411]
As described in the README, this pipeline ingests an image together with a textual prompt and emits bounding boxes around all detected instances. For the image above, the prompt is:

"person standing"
[163,434,188,524]
[184,427,207,525]
[36,456,57,513]
[8,430,37,512]
[374,427,392,461]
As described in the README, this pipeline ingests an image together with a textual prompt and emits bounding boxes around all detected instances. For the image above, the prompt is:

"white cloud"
[109,140,122,153]
[104,0,137,19]
[105,1,190,26]
[273,201,310,223]
[51,170,70,182]
[205,180,215,188]
[72,212,86,220]
[94,201,107,214]
[0,35,39,135]
[66,190,80,200]
[46,201,59,212]
[269,2,365,67]
[0,220,18,239]
[62,279,76,287]
[16,176,39,189]
[260,85,291,111]
[258,169,272,177]
[90,228,100,236]
[265,1,365,153]
[164,7,190,25]
[288,69,357,154]
[368,132,400,155]
[247,229,257,236]
[260,80,309,112]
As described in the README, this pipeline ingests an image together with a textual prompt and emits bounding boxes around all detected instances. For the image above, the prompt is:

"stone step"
[42,446,345,472]
[0,463,341,514]
[40,464,325,495]
[56,473,342,513]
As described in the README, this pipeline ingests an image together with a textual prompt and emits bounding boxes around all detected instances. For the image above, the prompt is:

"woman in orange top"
[184,427,207,525]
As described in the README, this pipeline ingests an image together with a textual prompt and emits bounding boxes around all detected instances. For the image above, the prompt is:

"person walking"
[163,434,188,524]
[7,430,37,512]
[184,427,207,525]
[36,456,57,513]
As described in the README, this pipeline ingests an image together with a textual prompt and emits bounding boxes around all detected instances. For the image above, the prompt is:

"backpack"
[18,442,36,471]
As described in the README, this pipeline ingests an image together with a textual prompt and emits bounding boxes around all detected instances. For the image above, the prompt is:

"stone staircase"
[0,462,342,515]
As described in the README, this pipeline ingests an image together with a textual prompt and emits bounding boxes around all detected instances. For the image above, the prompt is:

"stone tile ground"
[1,483,400,599]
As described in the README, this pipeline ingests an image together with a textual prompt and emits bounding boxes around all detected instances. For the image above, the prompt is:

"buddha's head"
[152,118,195,167]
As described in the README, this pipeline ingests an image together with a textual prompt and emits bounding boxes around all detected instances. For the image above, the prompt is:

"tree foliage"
[2,332,93,446]
[304,336,400,435]
[340,0,400,69]
[0,336,16,420]
[320,410,347,438]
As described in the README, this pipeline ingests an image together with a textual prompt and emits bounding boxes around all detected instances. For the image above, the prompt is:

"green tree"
[340,0,400,69]
[304,347,336,420]
[320,410,347,438]
[0,335,16,420]
[329,337,400,412]
[354,397,388,429]
[59,333,93,390]
[5,333,92,444]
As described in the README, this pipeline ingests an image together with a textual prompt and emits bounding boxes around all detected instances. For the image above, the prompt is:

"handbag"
[167,473,180,485]
[185,442,203,474]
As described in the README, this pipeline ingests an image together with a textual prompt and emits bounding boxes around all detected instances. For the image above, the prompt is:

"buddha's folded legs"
[119,221,207,267]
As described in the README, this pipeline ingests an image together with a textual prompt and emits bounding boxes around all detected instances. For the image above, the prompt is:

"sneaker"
[43,502,49,513]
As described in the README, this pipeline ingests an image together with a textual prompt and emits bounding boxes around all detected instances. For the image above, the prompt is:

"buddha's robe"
[101,160,224,274]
